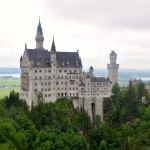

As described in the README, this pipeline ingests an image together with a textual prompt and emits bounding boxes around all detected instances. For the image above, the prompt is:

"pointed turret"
[35,18,44,49]
[37,19,43,35]
[51,36,56,52]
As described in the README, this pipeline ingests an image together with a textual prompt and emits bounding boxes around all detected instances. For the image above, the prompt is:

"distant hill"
[84,68,150,79]
[0,67,150,80]
[0,68,20,74]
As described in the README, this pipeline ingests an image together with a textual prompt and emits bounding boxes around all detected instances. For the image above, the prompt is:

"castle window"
[34,89,37,92]
[39,70,42,73]
[34,83,37,86]
[69,70,72,73]
[74,70,76,73]
[35,70,37,73]
[45,94,47,97]
[56,82,58,85]
[65,82,67,85]
[64,70,67,72]
[45,82,47,85]
[48,76,51,79]
[39,77,42,79]
[59,70,62,72]
[45,89,47,91]
[41,82,43,85]
[70,93,71,96]
[61,76,63,79]
[76,76,78,79]
[69,87,71,90]
[62,88,63,90]
[48,88,50,91]
[65,76,67,79]
[58,76,60,79]
[76,87,78,90]
[76,93,78,96]
[35,77,37,79]
[48,82,50,85]
[81,88,84,90]
[70,80,75,85]
[48,70,51,73]
[48,94,51,97]
[61,82,63,85]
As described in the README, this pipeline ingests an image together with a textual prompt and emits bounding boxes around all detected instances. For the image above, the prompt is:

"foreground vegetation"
[0,82,150,149]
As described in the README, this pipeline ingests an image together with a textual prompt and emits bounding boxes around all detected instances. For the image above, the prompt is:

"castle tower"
[89,66,94,77]
[35,19,44,49]
[107,50,119,85]
[50,37,57,102]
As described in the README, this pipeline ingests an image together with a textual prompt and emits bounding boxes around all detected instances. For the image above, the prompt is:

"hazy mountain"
[0,67,150,80]
[0,68,20,74]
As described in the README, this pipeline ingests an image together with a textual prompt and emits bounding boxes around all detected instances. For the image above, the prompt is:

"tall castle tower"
[107,50,119,85]
[35,19,44,49]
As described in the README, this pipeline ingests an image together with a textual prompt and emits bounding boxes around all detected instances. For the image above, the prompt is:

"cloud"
[41,0,150,29]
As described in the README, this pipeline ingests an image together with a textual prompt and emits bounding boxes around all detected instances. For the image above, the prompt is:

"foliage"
[0,88,150,150]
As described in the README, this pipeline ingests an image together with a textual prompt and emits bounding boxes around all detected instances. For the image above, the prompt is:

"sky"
[0,0,150,70]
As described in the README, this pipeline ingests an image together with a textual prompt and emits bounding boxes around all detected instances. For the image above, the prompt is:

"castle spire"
[51,36,56,52]
[37,18,43,35]
[35,17,44,49]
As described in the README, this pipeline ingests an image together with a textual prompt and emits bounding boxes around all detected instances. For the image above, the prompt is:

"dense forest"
[0,82,150,150]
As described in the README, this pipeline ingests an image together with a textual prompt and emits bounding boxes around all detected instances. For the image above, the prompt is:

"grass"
[0,78,20,85]
[0,78,20,99]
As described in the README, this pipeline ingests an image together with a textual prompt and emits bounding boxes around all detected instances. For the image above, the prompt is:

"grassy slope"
[0,78,20,99]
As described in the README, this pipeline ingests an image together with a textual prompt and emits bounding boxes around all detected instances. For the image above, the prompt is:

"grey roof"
[26,49,50,67]
[37,19,43,35]
[91,77,110,82]
[110,50,117,55]
[25,49,82,68]
[51,37,56,52]
[56,51,82,67]
[90,66,93,70]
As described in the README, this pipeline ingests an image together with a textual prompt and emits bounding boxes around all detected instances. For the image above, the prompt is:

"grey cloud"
[41,0,150,29]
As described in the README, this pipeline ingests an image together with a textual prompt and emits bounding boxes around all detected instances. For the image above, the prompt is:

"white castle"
[20,20,119,120]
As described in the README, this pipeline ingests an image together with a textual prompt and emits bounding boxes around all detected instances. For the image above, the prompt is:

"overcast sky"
[0,0,150,70]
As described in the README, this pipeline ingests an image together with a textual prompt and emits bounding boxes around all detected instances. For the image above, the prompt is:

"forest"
[0,82,150,150]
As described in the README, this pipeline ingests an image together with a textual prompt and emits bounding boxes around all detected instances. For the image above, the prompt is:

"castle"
[20,20,119,120]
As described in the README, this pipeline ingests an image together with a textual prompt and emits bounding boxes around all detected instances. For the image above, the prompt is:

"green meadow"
[0,78,20,99]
